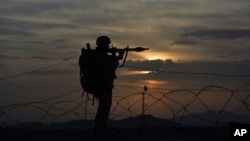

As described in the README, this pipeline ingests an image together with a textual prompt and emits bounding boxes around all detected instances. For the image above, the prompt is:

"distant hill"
[11,112,249,129]
[11,115,175,129]
[173,110,250,126]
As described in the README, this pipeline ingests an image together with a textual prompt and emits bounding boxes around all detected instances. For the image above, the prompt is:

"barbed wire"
[0,54,250,128]
[0,54,78,81]
[0,84,249,127]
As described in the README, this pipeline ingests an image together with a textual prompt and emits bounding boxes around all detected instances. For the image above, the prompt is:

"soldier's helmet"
[96,36,111,46]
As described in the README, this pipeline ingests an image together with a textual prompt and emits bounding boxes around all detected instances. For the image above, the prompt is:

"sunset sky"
[1,0,250,60]
[0,0,250,122]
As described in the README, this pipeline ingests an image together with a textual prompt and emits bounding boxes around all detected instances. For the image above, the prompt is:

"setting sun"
[138,51,177,61]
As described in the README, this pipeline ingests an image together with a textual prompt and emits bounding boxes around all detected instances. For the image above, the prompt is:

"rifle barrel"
[127,47,149,52]
[108,47,149,53]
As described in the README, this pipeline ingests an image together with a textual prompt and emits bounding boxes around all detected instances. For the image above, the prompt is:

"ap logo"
[234,129,247,136]
[230,122,249,141]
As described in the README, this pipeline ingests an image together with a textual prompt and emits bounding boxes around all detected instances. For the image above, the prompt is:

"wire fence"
[0,84,249,128]
[0,54,250,128]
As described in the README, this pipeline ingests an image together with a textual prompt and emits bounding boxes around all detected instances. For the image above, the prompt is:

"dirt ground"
[1,126,229,141]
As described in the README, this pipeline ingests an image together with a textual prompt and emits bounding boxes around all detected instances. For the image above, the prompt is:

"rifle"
[107,46,149,67]
[107,46,149,53]
[85,43,149,67]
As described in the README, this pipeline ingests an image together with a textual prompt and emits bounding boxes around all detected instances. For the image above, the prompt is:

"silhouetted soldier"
[93,36,123,136]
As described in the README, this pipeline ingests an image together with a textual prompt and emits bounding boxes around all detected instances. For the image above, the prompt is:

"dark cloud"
[0,55,9,59]
[0,1,65,15]
[0,27,36,36]
[125,59,250,76]
[0,17,32,30]
[53,39,69,49]
[53,39,66,44]
[217,55,228,59]
[0,17,75,38]
[28,56,50,60]
[0,55,50,60]
[0,55,10,59]
[0,55,22,59]
[181,29,250,40]
[126,59,175,70]
[54,46,69,49]
[23,41,45,44]
[170,39,197,46]
[0,1,248,65]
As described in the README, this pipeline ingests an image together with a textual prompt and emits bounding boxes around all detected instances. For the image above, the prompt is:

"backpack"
[79,43,99,104]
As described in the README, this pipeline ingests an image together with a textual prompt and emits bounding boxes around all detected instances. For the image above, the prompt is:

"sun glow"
[138,71,152,74]
[119,70,154,75]
[138,51,177,61]
[147,55,164,60]
[142,80,169,88]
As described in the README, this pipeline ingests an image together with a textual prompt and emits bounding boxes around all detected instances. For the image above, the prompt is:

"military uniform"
[93,36,121,136]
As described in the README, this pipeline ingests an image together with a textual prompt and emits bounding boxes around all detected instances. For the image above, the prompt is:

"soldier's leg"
[95,88,112,129]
